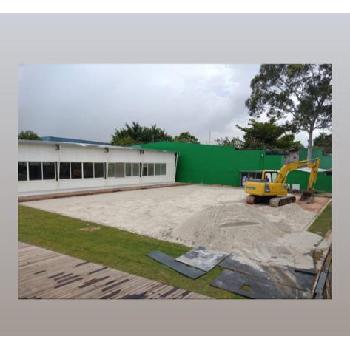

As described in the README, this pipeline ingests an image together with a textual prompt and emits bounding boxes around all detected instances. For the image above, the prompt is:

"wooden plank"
[18,242,210,300]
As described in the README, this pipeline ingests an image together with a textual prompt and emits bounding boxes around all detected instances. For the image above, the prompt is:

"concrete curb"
[18,182,189,202]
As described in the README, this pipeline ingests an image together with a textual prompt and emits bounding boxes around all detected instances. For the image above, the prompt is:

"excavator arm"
[274,158,320,189]
[274,158,320,202]
[306,158,320,191]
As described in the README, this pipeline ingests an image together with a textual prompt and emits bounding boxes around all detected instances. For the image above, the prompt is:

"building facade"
[18,140,176,196]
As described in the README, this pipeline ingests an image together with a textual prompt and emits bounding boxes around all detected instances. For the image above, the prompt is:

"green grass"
[308,202,332,237]
[19,205,240,299]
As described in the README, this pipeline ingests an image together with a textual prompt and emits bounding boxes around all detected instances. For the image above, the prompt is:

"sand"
[23,184,325,270]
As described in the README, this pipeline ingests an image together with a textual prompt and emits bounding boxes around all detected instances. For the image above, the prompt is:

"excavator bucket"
[300,190,315,203]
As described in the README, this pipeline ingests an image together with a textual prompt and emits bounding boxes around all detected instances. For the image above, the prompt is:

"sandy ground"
[23,184,325,270]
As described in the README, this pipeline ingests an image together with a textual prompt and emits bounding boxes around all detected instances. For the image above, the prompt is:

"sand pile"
[171,202,322,269]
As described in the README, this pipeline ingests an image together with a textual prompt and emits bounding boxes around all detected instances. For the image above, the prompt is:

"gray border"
[0,14,348,335]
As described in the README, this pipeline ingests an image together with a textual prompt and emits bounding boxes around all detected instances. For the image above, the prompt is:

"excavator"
[244,158,320,207]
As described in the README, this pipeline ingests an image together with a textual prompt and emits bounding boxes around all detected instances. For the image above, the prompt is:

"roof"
[41,136,110,146]
[18,139,176,154]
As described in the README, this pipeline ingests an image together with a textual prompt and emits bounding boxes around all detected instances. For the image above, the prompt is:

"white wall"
[18,142,176,195]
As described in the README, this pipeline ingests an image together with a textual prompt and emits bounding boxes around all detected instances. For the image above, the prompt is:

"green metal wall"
[137,142,332,193]
[287,171,332,193]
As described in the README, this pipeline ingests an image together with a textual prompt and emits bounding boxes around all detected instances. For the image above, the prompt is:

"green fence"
[137,142,332,193]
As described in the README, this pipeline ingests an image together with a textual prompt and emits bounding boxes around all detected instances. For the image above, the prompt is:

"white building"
[18,139,177,196]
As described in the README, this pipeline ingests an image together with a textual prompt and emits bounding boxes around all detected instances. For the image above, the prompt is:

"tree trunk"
[307,129,313,161]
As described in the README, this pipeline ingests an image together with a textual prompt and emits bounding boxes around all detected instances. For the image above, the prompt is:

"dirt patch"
[295,195,330,214]
[80,226,101,232]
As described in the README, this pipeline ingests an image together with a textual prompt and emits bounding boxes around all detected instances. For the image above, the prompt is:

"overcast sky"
[19,64,313,145]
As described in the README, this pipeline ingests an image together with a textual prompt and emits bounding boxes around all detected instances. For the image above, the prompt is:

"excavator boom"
[275,158,320,189]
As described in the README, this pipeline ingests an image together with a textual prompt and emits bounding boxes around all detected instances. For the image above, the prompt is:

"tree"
[215,136,244,149]
[246,64,332,160]
[18,130,40,140]
[174,131,199,144]
[236,118,301,150]
[314,133,332,154]
[111,122,172,146]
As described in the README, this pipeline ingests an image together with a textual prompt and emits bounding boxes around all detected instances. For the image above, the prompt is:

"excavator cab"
[262,170,278,183]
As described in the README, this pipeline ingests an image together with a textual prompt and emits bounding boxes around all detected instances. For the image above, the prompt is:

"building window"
[43,162,56,180]
[28,162,42,181]
[125,163,140,177]
[160,163,166,175]
[132,163,140,176]
[142,163,148,176]
[18,162,27,181]
[148,163,155,176]
[59,162,70,179]
[154,163,166,176]
[125,163,132,176]
[115,163,125,177]
[83,162,93,178]
[71,162,82,179]
[155,163,161,176]
[108,163,115,177]
[94,163,104,178]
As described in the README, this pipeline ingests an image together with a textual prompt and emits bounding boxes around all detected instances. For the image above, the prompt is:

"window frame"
[125,162,132,177]
[59,162,71,180]
[160,163,166,176]
[42,162,56,180]
[155,163,161,176]
[142,163,148,176]
[83,162,94,179]
[94,162,105,179]
[147,163,155,176]
[115,162,125,178]
[107,162,116,178]
[132,163,140,177]
[28,161,43,181]
[71,162,82,179]
[18,161,28,181]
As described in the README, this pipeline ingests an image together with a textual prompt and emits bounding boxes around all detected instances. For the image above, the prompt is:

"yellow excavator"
[244,158,320,207]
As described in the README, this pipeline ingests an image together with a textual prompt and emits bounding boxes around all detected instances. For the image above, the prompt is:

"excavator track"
[246,195,256,204]
[269,195,296,207]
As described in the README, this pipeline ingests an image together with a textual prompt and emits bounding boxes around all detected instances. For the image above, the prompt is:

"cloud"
[19,64,262,144]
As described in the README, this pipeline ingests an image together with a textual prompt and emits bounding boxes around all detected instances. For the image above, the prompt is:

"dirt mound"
[172,202,321,269]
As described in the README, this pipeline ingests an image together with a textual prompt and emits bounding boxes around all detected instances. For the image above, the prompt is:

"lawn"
[19,205,239,299]
[308,201,332,237]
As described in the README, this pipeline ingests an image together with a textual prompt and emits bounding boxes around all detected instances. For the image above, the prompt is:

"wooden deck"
[18,242,209,300]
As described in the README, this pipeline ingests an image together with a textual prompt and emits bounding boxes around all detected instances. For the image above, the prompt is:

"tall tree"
[174,131,199,144]
[111,122,172,146]
[18,130,40,140]
[236,118,301,150]
[314,133,332,154]
[246,64,332,160]
[215,136,244,149]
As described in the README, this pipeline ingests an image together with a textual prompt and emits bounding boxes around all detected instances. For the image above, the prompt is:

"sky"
[18,64,315,145]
